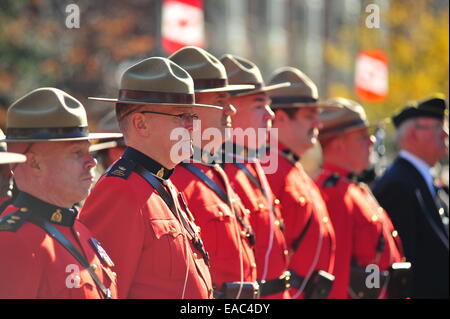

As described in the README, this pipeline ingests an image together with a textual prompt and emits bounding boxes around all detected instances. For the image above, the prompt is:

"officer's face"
[340,128,375,173]
[195,91,236,149]
[229,93,274,149]
[137,105,196,166]
[32,141,97,206]
[412,118,449,165]
[287,107,322,154]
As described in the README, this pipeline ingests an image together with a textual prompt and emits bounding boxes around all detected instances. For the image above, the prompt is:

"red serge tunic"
[316,163,405,299]
[262,145,336,299]
[171,161,257,291]
[221,146,290,299]
[0,192,118,299]
[80,147,213,299]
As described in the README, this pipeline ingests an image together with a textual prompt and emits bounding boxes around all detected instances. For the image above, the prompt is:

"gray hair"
[396,118,417,145]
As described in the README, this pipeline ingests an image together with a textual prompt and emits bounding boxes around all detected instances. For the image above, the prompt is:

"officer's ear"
[130,112,151,138]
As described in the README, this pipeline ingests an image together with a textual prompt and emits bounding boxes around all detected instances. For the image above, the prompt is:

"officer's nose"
[85,154,97,170]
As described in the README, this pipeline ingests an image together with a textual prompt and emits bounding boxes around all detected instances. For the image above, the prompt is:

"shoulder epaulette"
[323,173,341,188]
[0,208,31,232]
[106,158,135,180]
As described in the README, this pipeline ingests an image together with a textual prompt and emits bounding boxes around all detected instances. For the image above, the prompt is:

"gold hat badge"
[50,209,63,223]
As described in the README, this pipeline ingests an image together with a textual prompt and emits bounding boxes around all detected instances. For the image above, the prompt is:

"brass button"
[439,208,445,216]
[258,203,265,209]
[76,231,81,237]
[20,207,28,213]
[241,231,248,238]
[274,199,280,205]
[274,220,280,227]
[283,249,289,256]
[91,264,98,271]
[371,215,379,222]
[377,207,384,213]
[169,227,177,234]
[218,211,224,217]
[244,209,251,214]
[112,272,117,278]
[392,230,398,238]
[322,216,329,223]
[251,262,257,268]
[299,196,306,205]
[193,252,198,259]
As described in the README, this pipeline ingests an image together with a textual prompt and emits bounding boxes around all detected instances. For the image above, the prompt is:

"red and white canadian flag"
[355,50,389,102]
[161,0,205,54]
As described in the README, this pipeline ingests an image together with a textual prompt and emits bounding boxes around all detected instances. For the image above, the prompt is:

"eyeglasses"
[139,111,199,123]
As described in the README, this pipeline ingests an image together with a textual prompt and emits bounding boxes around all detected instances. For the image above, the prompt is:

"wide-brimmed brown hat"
[89,110,124,153]
[0,129,27,164]
[220,54,289,97]
[1,87,123,143]
[268,67,337,109]
[169,46,254,93]
[318,97,371,140]
[89,57,221,109]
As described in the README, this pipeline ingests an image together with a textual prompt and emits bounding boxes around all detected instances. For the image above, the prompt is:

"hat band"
[194,78,227,90]
[118,89,194,104]
[6,126,89,140]
[271,96,318,105]
[319,118,368,137]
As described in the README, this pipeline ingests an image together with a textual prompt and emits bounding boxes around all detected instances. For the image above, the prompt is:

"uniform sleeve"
[373,181,417,262]
[80,176,146,298]
[0,232,42,298]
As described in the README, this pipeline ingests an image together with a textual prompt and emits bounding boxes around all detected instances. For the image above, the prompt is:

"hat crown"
[220,54,264,86]
[169,46,227,81]
[268,67,318,100]
[319,98,369,138]
[7,87,87,129]
[120,57,194,94]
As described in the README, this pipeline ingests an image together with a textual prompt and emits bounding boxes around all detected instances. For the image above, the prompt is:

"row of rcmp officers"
[0,45,447,299]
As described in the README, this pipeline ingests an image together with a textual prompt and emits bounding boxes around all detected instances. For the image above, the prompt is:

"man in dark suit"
[373,95,449,299]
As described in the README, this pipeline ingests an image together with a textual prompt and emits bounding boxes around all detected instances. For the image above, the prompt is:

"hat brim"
[88,97,222,110]
[89,140,120,153]
[232,82,291,97]
[0,152,27,164]
[271,100,343,109]
[1,132,123,143]
[195,84,255,93]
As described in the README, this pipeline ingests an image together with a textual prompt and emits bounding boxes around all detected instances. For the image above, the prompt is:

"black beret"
[392,95,448,128]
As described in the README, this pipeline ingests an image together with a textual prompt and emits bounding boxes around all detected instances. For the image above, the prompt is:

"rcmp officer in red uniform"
[169,47,259,299]
[80,57,216,299]
[263,67,337,299]
[0,87,121,299]
[219,54,291,299]
[315,98,408,299]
